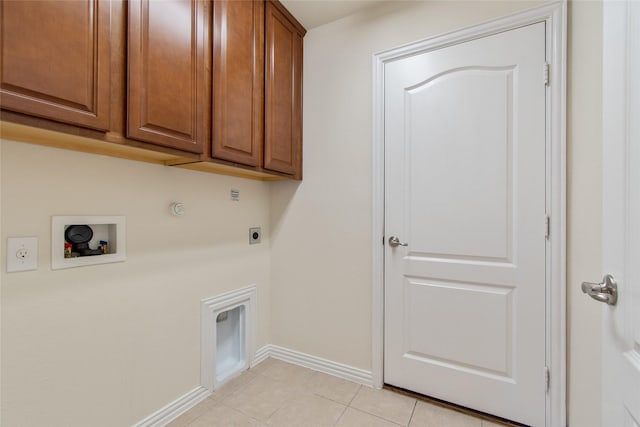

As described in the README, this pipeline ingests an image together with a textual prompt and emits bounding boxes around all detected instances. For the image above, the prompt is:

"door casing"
[371,2,567,426]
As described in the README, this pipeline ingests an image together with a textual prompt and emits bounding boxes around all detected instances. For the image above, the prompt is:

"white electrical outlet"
[7,237,38,273]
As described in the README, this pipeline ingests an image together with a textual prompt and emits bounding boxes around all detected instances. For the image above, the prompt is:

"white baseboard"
[254,344,373,387]
[252,344,271,367]
[135,345,373,426]
[132,386,210,427]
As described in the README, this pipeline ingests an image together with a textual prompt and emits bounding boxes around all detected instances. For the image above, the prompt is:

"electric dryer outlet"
[249,228,261,244]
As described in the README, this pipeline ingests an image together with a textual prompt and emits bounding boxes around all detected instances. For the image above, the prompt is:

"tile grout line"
[220,403,265,426]
[345,384,362,407]
[269,365,356,411]
[215,370,261,404]
[384,384,520,426]
[258,360,358,427]
[177,399,215,427]
[264,367,320,426]
[187,359,497,427]
[331,403,349,427]
[406,399,418,427]
[349,386,418,426]
[216,370,285,425]
[346,406,408,427]
[309,379,363,407]
[311,390,358,407]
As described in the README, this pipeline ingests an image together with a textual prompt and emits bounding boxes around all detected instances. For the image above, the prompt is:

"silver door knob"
[581,274,618,306]
[388,236,408,248]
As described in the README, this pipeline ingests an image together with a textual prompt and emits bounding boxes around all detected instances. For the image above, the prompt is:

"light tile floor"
[168,358,508,427]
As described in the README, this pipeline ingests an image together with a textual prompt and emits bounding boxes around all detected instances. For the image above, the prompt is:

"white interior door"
[384,23,547,426]
[601,2,640,426]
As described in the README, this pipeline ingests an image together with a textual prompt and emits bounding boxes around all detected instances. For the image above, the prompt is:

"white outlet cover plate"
[7,237,38,273]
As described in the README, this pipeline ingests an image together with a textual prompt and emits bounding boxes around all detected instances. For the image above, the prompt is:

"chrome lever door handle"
[388,236,408,248]
[581,274,618,306]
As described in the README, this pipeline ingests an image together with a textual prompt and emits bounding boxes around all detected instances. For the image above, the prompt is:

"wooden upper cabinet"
[212,0,264,167]
[264,1,305,178]
[127,0,208,154]
[0,0,111,131]
[1,0,306,180]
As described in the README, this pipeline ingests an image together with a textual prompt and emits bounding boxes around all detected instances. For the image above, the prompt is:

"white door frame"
[371,2,567,426]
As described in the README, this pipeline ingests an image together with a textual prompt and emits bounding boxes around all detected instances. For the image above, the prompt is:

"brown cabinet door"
[0,0,111,131]
[127,0,207,154]
[212,0,264,166]
[264,1,305,178]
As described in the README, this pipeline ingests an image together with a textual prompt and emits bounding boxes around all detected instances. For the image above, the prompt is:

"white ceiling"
[280,0,386,30]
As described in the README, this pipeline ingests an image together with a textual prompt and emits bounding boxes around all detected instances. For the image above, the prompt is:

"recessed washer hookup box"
[52,215,126,270]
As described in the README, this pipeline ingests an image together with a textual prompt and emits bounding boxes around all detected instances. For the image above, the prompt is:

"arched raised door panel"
[405,66,517,263]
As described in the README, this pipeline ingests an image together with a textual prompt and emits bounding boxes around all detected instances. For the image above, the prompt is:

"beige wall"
[270,1,603,425]
[0,140,272,426]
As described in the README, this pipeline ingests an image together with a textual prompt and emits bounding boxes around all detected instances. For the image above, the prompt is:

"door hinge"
[544,63,550,86]
[545,366,550,392]
[545,215,550,239]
